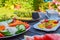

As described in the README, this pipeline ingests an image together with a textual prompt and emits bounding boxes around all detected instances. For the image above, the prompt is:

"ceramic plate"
[33,19,60,31]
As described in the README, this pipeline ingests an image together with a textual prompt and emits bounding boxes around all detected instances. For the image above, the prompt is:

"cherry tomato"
[44,19,48,22]
[53,21,58,24]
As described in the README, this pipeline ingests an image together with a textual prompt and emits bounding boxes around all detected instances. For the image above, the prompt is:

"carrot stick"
[0,25,5,31]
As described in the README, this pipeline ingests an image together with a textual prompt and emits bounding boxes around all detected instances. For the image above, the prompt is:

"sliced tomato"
[44,19,48,22]
[25,24,30,29]
[46,25,52,29]
[22,22,30,29]
[0,33,4,37]
[53,21,58,24]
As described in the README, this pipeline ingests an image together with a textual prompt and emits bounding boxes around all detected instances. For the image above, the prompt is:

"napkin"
[46,10,60,20]
[38,12,48,20]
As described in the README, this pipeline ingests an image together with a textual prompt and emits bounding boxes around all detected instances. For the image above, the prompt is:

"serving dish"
[33,19,60,31]
[0,19,30,38]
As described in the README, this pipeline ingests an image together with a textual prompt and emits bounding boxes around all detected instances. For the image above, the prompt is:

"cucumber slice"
[16,24,26,34]
[19,25,26,31]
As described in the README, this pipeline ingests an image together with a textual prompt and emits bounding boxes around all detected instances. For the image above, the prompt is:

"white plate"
[0,20,30,38]
[33,20,60,31]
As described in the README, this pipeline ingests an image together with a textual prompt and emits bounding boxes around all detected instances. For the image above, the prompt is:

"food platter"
[33,19,60,31]
[0,19,30,38]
